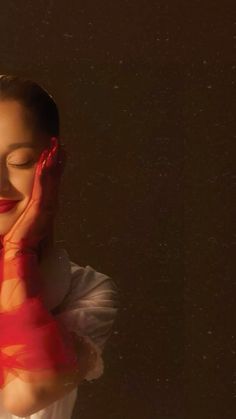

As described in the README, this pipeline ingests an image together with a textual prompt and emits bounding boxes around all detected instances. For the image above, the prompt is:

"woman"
[0,75,119,418]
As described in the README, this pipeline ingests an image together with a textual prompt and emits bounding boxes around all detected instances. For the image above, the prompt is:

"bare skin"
[0,100,48,237]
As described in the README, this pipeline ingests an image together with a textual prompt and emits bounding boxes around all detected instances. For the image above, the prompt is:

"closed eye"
[10,160,34,167]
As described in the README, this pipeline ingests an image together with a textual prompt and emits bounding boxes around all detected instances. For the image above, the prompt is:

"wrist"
[3,243,38,260]
[3,237,41,256]
[2,251,42,300]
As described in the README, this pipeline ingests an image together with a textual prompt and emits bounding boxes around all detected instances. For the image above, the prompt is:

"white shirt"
[0,245,119,419]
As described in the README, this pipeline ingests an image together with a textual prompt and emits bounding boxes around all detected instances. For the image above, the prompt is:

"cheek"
[10,168,36,199]
[24,171,36,197]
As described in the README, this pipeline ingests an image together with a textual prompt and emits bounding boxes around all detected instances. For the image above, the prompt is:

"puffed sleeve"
[53,261,120,382]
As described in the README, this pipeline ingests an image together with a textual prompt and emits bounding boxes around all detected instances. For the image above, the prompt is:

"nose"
[0,162,11,193]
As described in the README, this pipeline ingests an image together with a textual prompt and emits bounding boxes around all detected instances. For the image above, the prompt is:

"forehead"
[0,100,45,151]
[0,99,29,121]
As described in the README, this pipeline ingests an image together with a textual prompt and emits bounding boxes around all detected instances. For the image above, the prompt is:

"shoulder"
[41,244,119,315]
[68,261,119,303]
[54,259,120,316]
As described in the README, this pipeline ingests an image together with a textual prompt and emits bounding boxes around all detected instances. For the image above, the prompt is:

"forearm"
[3,334,98,417]
[0,246,79,393]
[33,334,97,406]
[0,247,39,377]
[0,245,40,311]
[0,246,44,368]
[0,247,28,312]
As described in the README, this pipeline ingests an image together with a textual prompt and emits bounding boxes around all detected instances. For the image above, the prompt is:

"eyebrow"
[7,142,36,151]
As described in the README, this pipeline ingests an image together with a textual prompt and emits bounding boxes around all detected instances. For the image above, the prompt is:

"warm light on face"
[0,100,46,235]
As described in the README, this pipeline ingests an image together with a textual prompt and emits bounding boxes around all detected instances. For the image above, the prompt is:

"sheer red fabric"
[0,245,80,390]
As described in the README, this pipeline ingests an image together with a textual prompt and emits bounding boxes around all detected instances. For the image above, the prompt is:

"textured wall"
[0,2,233,419]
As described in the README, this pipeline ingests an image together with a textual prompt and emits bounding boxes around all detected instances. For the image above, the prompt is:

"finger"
[42,137,60,171]
[29,146,52,208]
[39,141,62,210]
[42,138,66,181]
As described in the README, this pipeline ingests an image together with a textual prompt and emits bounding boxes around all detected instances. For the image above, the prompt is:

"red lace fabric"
[0,243,80,389]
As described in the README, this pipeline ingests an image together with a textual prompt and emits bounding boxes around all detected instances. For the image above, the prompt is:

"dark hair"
[0,74,60,140]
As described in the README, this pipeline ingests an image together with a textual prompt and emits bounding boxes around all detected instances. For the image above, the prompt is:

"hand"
[2,137,66,253]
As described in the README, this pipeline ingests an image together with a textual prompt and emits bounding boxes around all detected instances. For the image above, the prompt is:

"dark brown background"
[0,1,233,419]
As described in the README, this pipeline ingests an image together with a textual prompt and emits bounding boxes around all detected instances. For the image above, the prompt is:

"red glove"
[0,137,79,390]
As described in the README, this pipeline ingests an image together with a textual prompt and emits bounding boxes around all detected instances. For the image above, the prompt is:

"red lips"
[0,200,20,213]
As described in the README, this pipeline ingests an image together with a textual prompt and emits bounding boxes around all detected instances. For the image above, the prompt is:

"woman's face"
[0,99,47,236]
